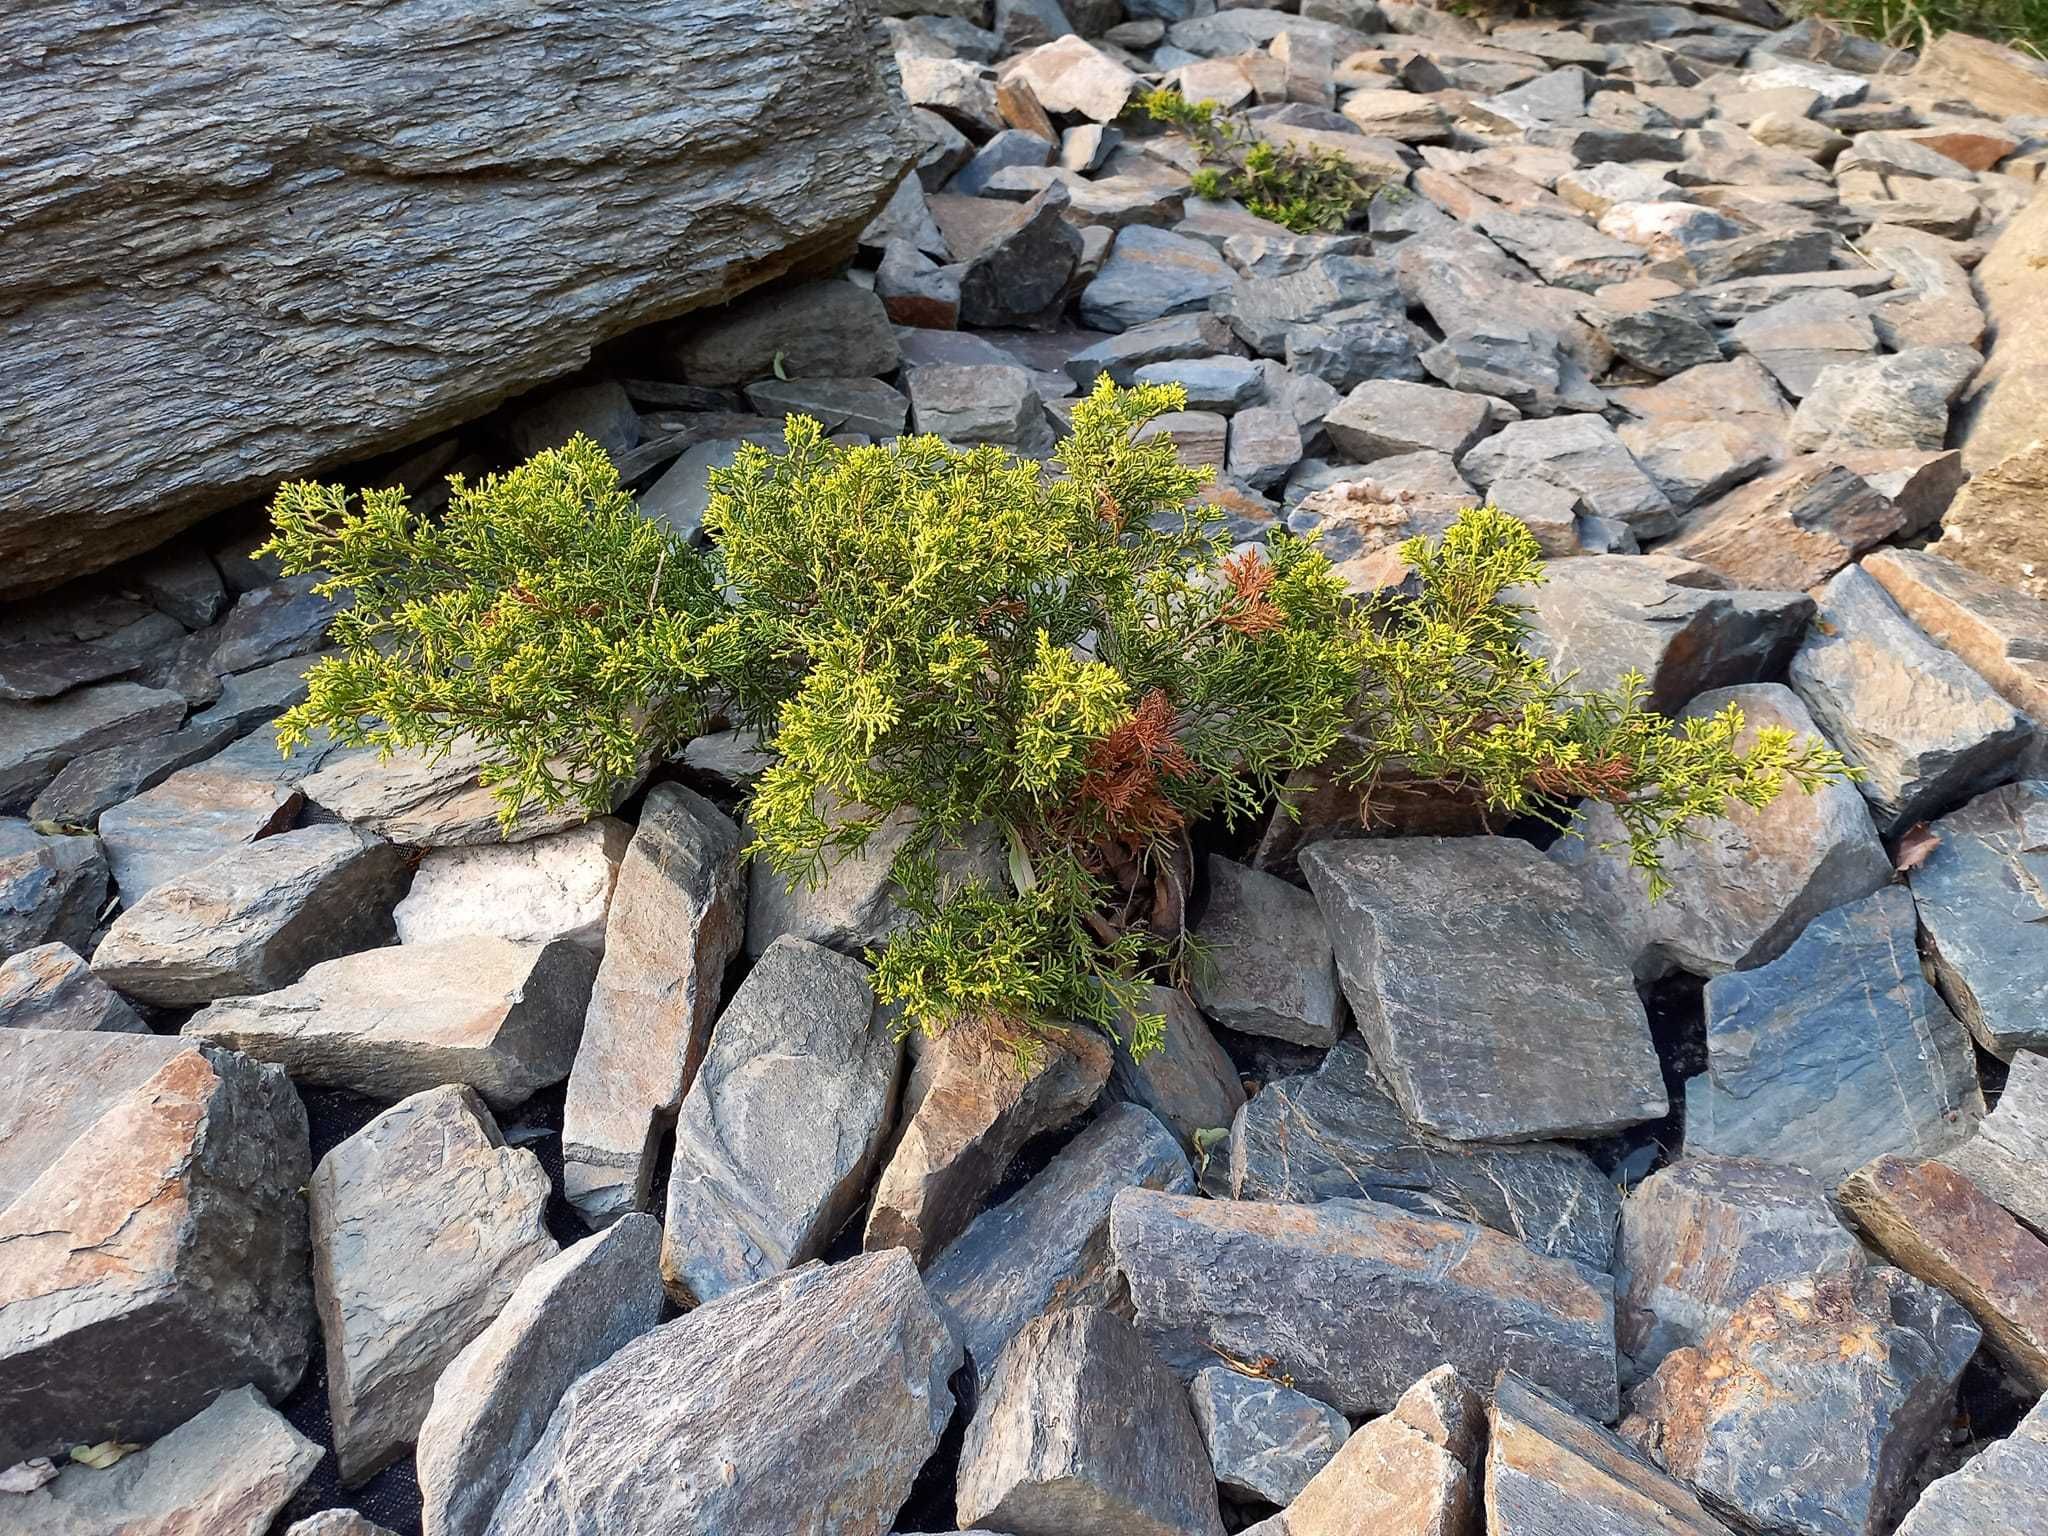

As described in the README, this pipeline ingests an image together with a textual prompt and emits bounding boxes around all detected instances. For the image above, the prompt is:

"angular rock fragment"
[1908,780,2048,1058]
[1864,548,2048,728]
[1615,1155,1864,1385]
[1079,226,1235,333]
[956,1306,1226,1536]
[958,184,1084,330]
[1623,1267,1980,1536]
[1942,1050,2048,1238]
[27,717,247,829]
[0,819,107,957]
[1487,1373,1737,1536]
[395,816,630,952]
[9,1385,320,1536]
[1191,1366,1350,1507]
[1790,564,2029,832]
[484,1250,960,1536]
[1190,855,1342,1047]
[290,1515,402,1536]
[0,942,145,1032]
[1894,1393,2048,1535]
[1730,288,1879,397]
[186,936,596,1109]
[1302,837,1665,1143]
[1001,33,1141,121]
[418,1214,666,1536]
[926,1103,1193,1389]
[563,785,745,1224]
[1228,1035,1622,1274]
[1108,985,1244,1149]
[1930,438,2048,604]
[671,279,901,387]
[1112,1189,1620,1420]
[0,682,186,810]
[211,574,341,674]
[1664,456,1901,592]
[866,1016,1111,1262]
[661,937,899,1305]
[1323,378,1501,464]
[311,1084,557,1485]
[1790,345,1981,455]
[1615,417,1779,511]
[1556,684,1891,979]
[93,823,409,1008]
[300,736,613,848]
[1461,415,1674,534]
[0,1031,313,1464]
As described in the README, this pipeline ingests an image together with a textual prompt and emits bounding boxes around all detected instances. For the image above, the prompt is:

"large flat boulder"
[0,1,918,598]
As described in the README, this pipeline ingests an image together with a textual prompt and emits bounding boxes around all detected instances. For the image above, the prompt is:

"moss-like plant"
[262,381,1848,1056]
[1137,89,1379,234]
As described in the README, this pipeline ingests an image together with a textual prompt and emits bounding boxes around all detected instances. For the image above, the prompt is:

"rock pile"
[6,0,2048,1533]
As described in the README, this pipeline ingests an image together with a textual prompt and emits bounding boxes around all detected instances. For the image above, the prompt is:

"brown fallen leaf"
[1894,823,1940,874]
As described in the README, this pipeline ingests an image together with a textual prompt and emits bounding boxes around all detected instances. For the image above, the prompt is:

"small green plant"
[262,381,1848,1057]
[1137,89,1379,234]
[1802,0,2047,52]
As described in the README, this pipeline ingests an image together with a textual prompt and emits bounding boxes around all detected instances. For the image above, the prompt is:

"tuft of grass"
[1803,0,2048,54]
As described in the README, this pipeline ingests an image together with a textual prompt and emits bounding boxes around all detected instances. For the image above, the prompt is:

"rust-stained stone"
[1622,1266,1981,1536]
[0,942,147,1032]
[1862,547,2048,729]
[1487,1373,1737,1536]
[1110,1189,1620,1421]
[1662,456,1902,592]
[1841,1155,2048,1393]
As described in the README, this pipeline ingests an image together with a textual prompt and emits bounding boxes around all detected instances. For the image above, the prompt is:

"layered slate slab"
[1941,1048,2048,1236]
[1301,836,1665,1143]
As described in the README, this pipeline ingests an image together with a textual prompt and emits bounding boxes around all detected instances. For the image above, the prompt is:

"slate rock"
[1834,448,1965,539]
[1108,984,1245,1149]
[396,816,630,954]
[1079,226,1236,333]
[1864,547,2048,730]
[506,378,640,460]
[564,785,745,1225]
[211,574,341,674]
[1243,1366,1481,1536]
[311,1084,557,1485]
[0,682,186,810]
[483,1250,961,1536]
[909,363,1048,447]
[1111,1189,1620,1420]
[1216,253,1405,359]
[1664,456,1902,592]
[1460,415,1675,535]
[1487,1373,1737,1536]
[1190,1366,1351,1505]
[1132,355,1267,412]
[0,942,145,1032]
[1001,33,1142,121]
[291,1516,402,1536]
[926,1102,1194,1390]
[1517,554,1811,714]
[1065,312,1244,389]
[1228,404,1304,492]
[1843,1155,2048,1393]
[959,184,1085,330]
[417,1214,666,1536]
[1790,564,2030,833]
[28,716,252,829]
[10,1385,320,1536]
[300,735,611,848]
[744,376,912,439]
[0,1031,313,1465]
[956,1306,1226,1536]
[1556,684,1892,979]
[93,823,409,1008]
[1324,379,1501,464]
[950,126,1057,197]
[1227,1034,1623,1275]
[1190,854,1342,1047]
[1930,437,2048,604]
[1301,836,1665,1143]
[1623,1266,1981,1536]
[673,279,901,387]
[1730,288,1879,398]
[1283,311,1428,392]
[0,819,107,957]
[1615,1155,1864,1385]
[641,433,777,542]
[1894,1392,2048,1535]
[661,936,899,1305]
[1941,1049,2048,1239]
[186,936,596,1109]
[1790,345,1981,455]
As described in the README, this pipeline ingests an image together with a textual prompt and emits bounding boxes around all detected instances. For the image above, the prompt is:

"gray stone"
[1730,288,1880,398]
[640,434,776,543]
[1790,345,1981,455]
[1283,312,1428,393]
[1909,779,2048,1058]
[136,543,230,629]
[0,820,107,957]
[484,1250,960,1536]
[1138,409,1230,471]
[417,1215,666,1536]
[670,277,901,387]
[26,718,248,829]
[564,785,745,1225]
[1301,837,1665,1143]
[959,184,1085,329]
[1227,1035,1623,1275]
[900,55,1003,136]
[1419,322,1608,420]
[1001,33,1142,121]
[867,1017,1111,1262]
[1227,404,1303,491]
[1112,1189,1620,1420]
[1665,456,1903,593]
[1461,415,1675,535]
[0,637,142,704]
[1612,354,1791,432]
[311,1084,557,1485]
[300,735,612,848]
[1217,254,1404,360]
[1189,1367,1350,1505]
[93,824,409,1008]
[909,363,1047,447]
[1864,548,2048,732]
[10,1385,320,1536]
[1324,379,1501,465]
[1615,1155,1865,1385]
[1688,887,1984,1187]
[506,379,640,460]
[661,936,899,1305]
[876,239,964,330]
[1487,1373,1738,1536]
[0,944,145,1032]
[395,817,631,953]
[1065,312,1241,389]
[1942,1049,2048,1238]
[1132,355,1266,412]
[1079,226,1235,333]
[1476,209,1646,293]
[186,936,596,1109]
[291,1516,402,1536]
[1107,985,1245,1149]
[1190,854,1342,1047]
[949,127,1056,197]
[0,682,186,810]
[210,574,341,674]
[956,1306,1226,1536]
[1791,564,2030,832]
[1623,1266,1980,1536]
[0,1031,313,1465]
[1557,685,1893,980]
[1615,418,1780,512]
[1518,555,1813,714]
[1895,1392,2048,1535]
[744,377,912,438]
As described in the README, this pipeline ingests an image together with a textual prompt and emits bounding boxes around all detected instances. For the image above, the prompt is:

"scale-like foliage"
[260,380,1848,1055]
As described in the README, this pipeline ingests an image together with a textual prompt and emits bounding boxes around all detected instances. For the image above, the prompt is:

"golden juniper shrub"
[1136,89,1379,234]
[261,379,1848,1055]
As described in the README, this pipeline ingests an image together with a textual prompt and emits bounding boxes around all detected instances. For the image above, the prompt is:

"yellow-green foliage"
[262,381,1848,1054]
[1137,89,1380,234]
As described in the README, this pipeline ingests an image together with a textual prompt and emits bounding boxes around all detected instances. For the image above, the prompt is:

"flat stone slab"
[1190,855,1343,1047]
[1941,1048,2048,1237]
[0,819,107,957]
[661,936,899,1305]
[1190,1366,1351,1506]
[1863,547,2048,731]
[300,737,610,848]
[0,942,146,1032]
[1895,1393,2048,1535]
[1227,1033,1622,1275]
[186,935,596,1109]
[395,817,631,952]
[925,1102,1194,1390]
[1908,778,2048,1058]
[311,1084,557,1485]
[484,1251,961,1536]
[1111,1189,1619,1421]
[1687,886,1985,1185]
[1301,836,1665,1143]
